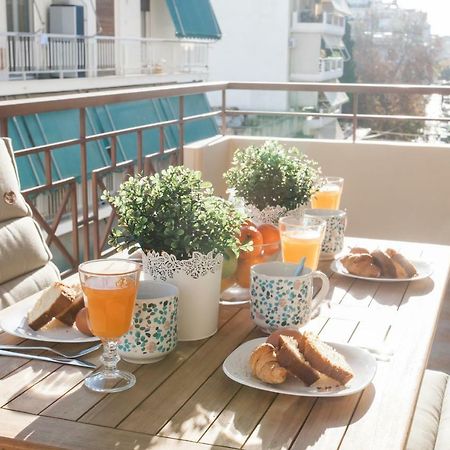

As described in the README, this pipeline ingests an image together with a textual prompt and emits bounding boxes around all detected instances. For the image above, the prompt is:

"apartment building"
[208,0,351,139]
[0,0,220,95]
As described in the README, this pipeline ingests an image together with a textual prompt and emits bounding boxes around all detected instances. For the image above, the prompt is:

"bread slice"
[371,250,397,278]
[386,248,417,278]
[276,335,320,386]
[303,333,354,385]
[55,285,84,326]
[28,282,74,331]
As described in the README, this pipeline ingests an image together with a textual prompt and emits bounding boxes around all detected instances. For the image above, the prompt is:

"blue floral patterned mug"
[305,209,347,259]
[250,262,329,333]
[118,280,178,364]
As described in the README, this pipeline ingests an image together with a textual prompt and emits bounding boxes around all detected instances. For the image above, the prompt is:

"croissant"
[250,343,287,384]
[341,253,381,278]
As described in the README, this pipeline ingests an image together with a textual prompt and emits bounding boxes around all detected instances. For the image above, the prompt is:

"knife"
[0,349,96,369]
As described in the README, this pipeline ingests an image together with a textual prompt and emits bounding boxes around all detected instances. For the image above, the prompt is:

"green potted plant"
[104,165,245,341]
[224,140,321,224]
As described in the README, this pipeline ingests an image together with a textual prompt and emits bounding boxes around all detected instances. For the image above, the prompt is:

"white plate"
[0,295,99,343]
[223,338,377,397]
[330,258,433,282]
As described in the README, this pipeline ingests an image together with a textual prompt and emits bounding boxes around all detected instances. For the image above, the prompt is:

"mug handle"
[310,271,330,314]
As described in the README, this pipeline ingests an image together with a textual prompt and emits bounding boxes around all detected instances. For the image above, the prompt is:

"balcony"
[0,80,449,273]
[0,81,450,449]
[290,56,344,82]
[291,10,346,36]
[0,32,210,92]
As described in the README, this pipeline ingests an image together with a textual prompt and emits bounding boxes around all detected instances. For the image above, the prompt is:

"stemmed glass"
[79,259,141,393]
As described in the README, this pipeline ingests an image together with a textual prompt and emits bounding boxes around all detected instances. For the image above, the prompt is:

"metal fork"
[0,343,102,359]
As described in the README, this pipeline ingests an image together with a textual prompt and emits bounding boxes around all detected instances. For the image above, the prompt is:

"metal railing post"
[79,108,90,261]
[352,93,359,143]
[221,89,227,135]
[1,118,8,136]
[179,95,184,164]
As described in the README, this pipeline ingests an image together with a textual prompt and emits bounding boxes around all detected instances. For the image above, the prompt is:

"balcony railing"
[292,11,345,31]
[1,81,450,275]
[0,32,210,79]
[319,56,343,73]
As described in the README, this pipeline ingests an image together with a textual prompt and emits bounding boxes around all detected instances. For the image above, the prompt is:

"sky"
[397,0,450,36]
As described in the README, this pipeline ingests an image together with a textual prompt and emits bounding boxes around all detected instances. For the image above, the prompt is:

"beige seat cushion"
[0,262,60,309]
[0,216,53,285]
[407,369,450,450]
[0,137,60,306]
[0,138,30,222]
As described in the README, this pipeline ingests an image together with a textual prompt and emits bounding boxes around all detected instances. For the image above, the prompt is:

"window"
[6,0,32,32]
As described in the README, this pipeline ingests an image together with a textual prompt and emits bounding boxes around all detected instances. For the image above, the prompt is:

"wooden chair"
[0,137,60,308]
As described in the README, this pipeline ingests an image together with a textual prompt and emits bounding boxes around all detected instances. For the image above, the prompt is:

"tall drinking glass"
[279,216,326,270]
[311,176,344,210]
[79,259,141,393]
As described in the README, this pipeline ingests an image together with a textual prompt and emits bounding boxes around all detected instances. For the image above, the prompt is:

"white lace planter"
[243,203,305,225]
[142,251,223,341]
[227,190,304,225]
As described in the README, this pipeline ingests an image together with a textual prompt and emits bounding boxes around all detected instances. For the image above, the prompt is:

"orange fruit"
[239,225,264,260]
[236,255,264,289]
[257,223,280,256]
[242,219,257,228]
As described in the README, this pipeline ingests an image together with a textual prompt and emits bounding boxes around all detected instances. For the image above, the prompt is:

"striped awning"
[165,0,222,40]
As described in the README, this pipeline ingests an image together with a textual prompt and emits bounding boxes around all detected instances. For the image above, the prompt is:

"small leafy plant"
[224,141,321,211]
[104,166,245,260]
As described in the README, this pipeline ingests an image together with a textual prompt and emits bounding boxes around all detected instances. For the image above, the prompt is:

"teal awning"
[10,94,218,189]
[165,0,222,40]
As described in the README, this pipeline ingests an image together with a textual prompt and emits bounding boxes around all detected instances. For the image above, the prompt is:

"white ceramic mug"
[118,280,178,364]
[304,209,347,259]
[250,262,329,334]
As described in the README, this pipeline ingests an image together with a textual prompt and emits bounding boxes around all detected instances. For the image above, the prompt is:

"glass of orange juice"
[79,259,141,393]
[311,176,344,210]
[279,216,326,270]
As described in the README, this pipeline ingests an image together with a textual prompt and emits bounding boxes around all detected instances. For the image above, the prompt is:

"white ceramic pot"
[142,251,223,341]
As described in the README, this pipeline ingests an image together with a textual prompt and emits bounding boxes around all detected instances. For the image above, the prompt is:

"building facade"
[208,0,351,139]
[0,0,221,95]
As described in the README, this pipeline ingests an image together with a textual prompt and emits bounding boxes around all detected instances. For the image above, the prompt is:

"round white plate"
[0,295,99,343]
[330,258,433,282]
[223,338,377,397]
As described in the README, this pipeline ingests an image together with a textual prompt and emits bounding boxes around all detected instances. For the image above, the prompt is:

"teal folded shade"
[165,0,222,40]
[10,94,218,189]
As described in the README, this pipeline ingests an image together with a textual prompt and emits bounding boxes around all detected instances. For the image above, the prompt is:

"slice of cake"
[27,282,74,331]
[303,333,354,385]
[276,335,320,386]
[55,285,85,326]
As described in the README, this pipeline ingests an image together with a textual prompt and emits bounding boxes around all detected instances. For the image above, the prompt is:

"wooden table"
[0,237,449,450]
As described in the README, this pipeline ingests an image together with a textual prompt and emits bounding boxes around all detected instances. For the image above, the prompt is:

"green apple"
[222,248,238,278]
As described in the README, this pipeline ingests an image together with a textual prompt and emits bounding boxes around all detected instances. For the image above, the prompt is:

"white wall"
[290,33,321,75]
[150,0,176,39]
[208,0,291,111]
[185,136,450,246]
[114,0,141,74]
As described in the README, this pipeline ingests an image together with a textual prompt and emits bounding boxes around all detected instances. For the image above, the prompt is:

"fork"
[0,343,102,359]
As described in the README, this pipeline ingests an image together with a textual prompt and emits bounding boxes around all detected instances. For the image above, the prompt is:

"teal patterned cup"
[118,280,178,364]
[250,262,329,334]
[305,209,347,259]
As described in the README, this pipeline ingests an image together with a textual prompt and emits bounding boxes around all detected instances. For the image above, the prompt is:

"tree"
[351,7,438,139]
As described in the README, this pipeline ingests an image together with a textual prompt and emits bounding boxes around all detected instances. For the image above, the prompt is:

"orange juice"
[311,184,342,210]
[83,280,137,339]
[281,230,322,270]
